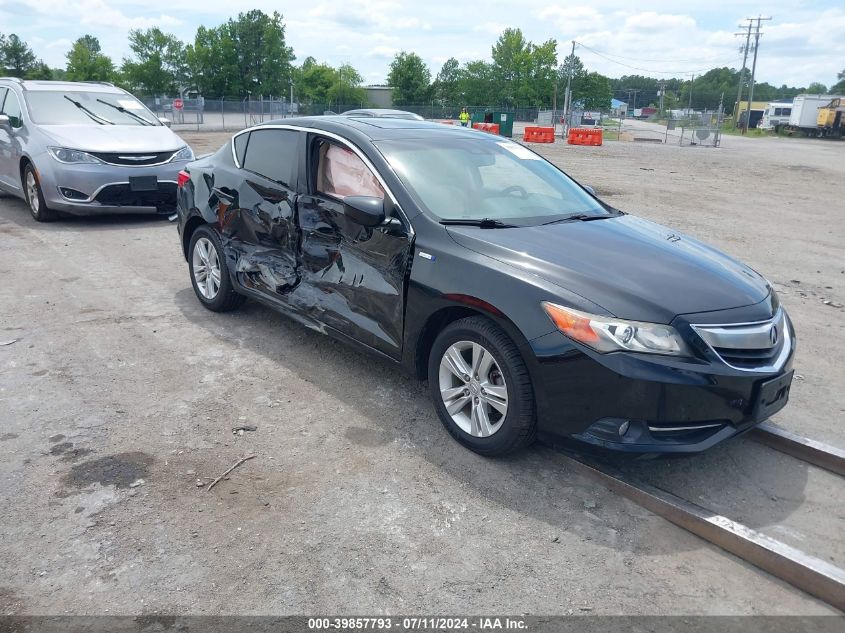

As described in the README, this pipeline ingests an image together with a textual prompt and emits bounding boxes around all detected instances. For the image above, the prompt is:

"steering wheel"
[500,185,528,199]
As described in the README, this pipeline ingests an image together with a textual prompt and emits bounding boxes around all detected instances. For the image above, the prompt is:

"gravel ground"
[0,125,842,616]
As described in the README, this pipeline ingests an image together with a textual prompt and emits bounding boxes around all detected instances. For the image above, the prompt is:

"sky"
[1,0,843,89]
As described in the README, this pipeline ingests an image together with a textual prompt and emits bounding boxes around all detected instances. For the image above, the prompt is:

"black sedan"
[175,117,795,456]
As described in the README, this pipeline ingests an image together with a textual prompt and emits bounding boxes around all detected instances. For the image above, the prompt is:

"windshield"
[375,136,608,225]
[24,91,160,126]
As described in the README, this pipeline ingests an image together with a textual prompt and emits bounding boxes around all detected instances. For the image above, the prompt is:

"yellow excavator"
[816,98,844,137]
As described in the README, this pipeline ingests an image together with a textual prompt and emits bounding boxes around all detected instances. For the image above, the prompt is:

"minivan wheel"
[24,164,57,222]
[188,225,245,312]
[428,316,536,456]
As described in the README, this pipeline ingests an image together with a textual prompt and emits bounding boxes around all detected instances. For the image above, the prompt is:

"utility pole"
[289,78,294,117]
[688,74,694,113]
[735,19,753,129]
[744,15,772,134]
[562,40,575,134]
[657,80,666,115]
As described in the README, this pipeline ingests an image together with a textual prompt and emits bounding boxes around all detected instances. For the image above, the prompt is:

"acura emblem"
[770,326,778,346]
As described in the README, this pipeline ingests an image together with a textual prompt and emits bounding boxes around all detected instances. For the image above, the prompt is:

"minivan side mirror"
[0,115,10,130]
[158,117,172,127]
[343,195,386,227]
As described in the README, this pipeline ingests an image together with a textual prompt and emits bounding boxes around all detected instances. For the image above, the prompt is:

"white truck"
[758,101,793,131]
[788,94,841,135]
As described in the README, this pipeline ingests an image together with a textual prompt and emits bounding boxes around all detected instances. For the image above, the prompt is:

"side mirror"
[583,185,596,196]
[0,114,10,130]
[158,117,172,127]
[343,195,385,227]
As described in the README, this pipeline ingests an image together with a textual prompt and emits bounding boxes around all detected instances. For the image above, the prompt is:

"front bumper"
[528,312,796,455]
[35,154,190,215]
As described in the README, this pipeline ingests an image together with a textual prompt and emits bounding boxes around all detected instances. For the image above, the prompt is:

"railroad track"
[560,424,845,612]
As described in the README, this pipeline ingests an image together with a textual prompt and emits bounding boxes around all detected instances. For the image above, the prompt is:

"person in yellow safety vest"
[459,107,470,127]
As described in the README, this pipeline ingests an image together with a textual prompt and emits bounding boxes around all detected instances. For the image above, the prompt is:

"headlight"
[48,147,103,164]
[172,146,194,161]
[542,302,691,356]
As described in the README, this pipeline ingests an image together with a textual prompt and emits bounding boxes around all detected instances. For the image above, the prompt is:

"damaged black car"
[175,117,795,456]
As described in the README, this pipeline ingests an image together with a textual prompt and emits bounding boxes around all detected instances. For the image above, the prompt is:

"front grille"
[94,182,177,211]
[89,151,176,166]
[692,309,790,371]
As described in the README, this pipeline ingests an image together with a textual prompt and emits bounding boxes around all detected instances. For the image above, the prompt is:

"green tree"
[831,69,845,95]
[491,28,558,107]
[329,63,366,105]
[457,60,497,105]
[432,57,461,104]
[26,60,53,80]
[806,81,827,94]
[1,33,38,77]
[297,60,337,104]
[387,51,431,105]
[120,28,187,95]
[66,35,114,82]
[185,25,238,96]
[573,71,612,110]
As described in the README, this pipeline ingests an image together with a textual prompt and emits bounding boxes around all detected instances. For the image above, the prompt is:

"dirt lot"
[1,126,843,616]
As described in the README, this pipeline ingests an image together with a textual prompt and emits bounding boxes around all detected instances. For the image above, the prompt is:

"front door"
[292,135,413,359]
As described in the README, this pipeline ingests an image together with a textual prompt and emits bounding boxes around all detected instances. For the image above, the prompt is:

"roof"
[341,108,423,119]
[257,115,485,143]
[0,79,123,93]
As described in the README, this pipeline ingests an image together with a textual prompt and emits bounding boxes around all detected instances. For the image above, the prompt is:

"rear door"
[225,128,302,297]
[0,88,23,192]
[291,134,413,359]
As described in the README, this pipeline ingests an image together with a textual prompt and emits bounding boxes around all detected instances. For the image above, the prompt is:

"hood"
[38,124,184,153]
[447,215,770,324]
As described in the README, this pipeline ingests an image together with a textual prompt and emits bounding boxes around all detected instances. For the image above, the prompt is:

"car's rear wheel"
[24,164,57,222]
[188,225,245,312]
[428,316,536,456]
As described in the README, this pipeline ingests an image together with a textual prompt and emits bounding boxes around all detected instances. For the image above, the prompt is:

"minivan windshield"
[24,91,160,126]
[375,136,610,225]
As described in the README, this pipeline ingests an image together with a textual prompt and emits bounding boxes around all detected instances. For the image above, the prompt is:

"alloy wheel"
[192,237,222,300]
[438,340,508,437]
[25,170,40,215]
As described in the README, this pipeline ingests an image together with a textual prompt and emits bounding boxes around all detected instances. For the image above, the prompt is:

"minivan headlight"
[172,146,194,162]
[542,302,691,356]
[48,147,103,164]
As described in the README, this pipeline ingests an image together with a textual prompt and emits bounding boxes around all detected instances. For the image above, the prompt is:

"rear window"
[242,129,298,187]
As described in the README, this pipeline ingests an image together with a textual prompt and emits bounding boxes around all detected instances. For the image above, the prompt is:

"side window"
[2,91,23,128]
[234,132,249,166]
[316,141,384,200]
[783,108,791,116]
[241,129,298,186]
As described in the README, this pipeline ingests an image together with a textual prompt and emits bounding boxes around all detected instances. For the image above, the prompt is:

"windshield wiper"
[96,99,155,126]
[541,213,615,226]
[440,218,517,229]
[63,95,113,125]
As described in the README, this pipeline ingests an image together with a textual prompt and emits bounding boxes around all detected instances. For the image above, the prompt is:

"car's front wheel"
[24,164,57,222]
[188,225,245,312]
[428,316,536,456]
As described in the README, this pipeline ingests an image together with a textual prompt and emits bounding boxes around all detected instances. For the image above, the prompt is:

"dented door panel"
[294,193,411,359]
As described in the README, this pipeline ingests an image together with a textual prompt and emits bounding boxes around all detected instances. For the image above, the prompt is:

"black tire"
[23,163,58,222]
[428,316,536,456]
[188,225,245,312]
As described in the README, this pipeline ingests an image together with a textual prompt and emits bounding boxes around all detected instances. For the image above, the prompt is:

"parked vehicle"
[815,98,844,138]
[758,101,793,131]
[0,78,193,221]
[787,94,841,136]
[341,108,424,121]
[175,117,794,456]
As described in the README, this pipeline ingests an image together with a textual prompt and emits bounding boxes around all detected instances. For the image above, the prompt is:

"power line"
[575,41,742,76]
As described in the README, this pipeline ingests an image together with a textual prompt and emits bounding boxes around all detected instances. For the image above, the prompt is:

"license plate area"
[129,176,157,192]
[753,370,794,421]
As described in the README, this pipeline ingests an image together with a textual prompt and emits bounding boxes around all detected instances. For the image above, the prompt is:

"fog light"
[618,420,630,436]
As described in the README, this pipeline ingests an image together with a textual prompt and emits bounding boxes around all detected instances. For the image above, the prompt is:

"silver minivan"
[0,78,193,221]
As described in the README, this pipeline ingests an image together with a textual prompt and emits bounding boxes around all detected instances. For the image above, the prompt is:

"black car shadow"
[173,286,814,557]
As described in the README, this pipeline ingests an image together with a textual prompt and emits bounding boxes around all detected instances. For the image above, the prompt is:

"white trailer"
[788,95,840,134]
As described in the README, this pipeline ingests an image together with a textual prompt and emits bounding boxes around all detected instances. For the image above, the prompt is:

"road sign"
[173,98,184,111]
